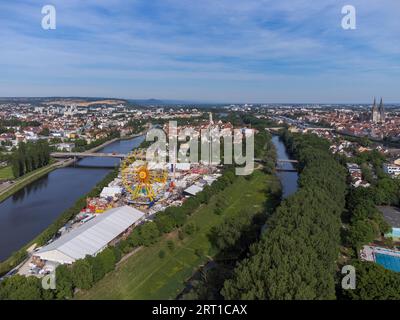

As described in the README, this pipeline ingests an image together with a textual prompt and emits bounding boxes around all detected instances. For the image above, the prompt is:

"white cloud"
[0,0,399,101]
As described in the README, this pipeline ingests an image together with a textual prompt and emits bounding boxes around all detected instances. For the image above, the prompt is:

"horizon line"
[0,96,399,106]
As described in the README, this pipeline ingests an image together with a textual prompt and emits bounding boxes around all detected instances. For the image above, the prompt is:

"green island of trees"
[223,131,348,299]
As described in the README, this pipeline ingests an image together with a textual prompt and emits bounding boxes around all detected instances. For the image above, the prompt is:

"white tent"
[100,186,123,199]
[184,185,203,196]
[34,206,145,264]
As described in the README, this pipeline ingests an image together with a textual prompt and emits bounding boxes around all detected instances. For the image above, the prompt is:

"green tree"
[97,248,117,273]
[0,275,43,300]
[55,265,74,299]
[155,214,175,234]
[71,258,94,290]
[139,222,160,246]
[347,219,378,249]
[86,256,105,283]
[343,261,400,300]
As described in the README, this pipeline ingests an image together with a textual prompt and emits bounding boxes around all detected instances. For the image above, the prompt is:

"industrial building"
[34,206,145,265]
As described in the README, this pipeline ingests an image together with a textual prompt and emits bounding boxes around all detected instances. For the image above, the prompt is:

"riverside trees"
[11,141,51,178]
[223,131,348,300]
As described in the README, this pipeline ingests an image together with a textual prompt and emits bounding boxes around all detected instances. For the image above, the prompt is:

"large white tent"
[184,185,203,196]
[34,206,145,264]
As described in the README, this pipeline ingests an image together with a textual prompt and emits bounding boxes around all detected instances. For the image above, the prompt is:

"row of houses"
[346,163,371,188]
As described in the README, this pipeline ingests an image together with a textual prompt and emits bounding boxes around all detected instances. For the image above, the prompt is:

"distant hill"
[0,97,127,106]
[127,98,206,106]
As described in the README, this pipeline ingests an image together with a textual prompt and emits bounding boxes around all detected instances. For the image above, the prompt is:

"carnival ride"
[121,153,168,203]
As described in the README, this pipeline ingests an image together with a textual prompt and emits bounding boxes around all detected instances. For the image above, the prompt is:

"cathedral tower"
[378,98,385,122]
[372,97,379,123]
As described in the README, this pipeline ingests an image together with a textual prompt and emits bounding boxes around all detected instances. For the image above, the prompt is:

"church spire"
[372,97,378,123]
[379,97,385,122]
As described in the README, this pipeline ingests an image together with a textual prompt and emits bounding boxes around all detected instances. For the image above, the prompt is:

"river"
[0,135,145,262]
[271,135,298,199]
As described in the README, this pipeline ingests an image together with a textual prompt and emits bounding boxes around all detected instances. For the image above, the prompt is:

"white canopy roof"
[184,185,203,196]
[100,186,123,198]
[35,206,145,264]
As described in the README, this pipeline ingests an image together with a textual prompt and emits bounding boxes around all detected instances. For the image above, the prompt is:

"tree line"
[222,131,348,299]
[344,185,392,252]
[11,141,51,178]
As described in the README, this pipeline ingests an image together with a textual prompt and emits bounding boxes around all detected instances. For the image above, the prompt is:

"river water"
[0,135,145,262]
[271,135,298,199]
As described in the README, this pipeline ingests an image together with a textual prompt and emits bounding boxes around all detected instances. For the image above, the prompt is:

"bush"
[184,223,196,236]
[139,222,160,246]
[86,255,105,283]
[97,247,117,273]
[343,261,400,300]
[155,214,175,234]
[71,258,94,290]
[159,250,166,259]
[55,264,73,299]
[0,275,44,300]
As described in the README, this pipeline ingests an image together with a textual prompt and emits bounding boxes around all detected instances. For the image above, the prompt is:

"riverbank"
[0,160,63,204]
[0,134,145,276]
[0,131,147,204]
[0,168,120,277]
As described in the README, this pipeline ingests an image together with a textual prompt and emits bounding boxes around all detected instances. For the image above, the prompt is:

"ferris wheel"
[121,154,168,202]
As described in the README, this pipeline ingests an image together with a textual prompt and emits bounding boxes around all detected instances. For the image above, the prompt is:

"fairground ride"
[121,154,168,203]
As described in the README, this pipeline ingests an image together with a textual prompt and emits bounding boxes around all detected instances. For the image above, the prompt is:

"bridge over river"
[51,152,128,159]
[52,153,299,175]
[53,153,298,163]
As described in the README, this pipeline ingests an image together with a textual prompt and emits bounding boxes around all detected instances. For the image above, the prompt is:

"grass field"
[0,166,13,180]
[77,170,278,300]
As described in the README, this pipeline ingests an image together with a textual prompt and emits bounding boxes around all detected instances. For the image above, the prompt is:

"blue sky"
[0,0,399,103]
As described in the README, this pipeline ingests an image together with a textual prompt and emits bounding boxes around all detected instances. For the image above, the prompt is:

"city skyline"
[1,1,400,102]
